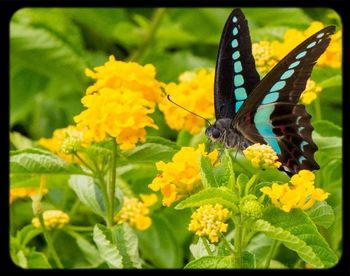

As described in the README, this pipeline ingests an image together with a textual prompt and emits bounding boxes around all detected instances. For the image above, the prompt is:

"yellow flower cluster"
[74,56,162,151]
[85,55,162,103]
[149,144,218,206]
[260,170,330,212]
[10,187,48,204]
[252,22,341,105]
[188,204,230,243]
[114,194,157,231]
[159,69,215,135]
[32,210,70,230]
[252,41,279,75]
[243,143,281,169]
[272,22,341,68]
[39,125,89,162]
[300,79,323,105]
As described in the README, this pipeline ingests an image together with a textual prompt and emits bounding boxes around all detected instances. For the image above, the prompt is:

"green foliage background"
[10,8,342,269]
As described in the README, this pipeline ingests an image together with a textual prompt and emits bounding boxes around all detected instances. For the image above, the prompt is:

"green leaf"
[189,238,215,259]
[245,233,275,268]
[242,251,256,268]
[113,224,142,268]
[72,233,104,267]
[199,155,217,188]
[10,21,86,78]
[116,163,157,182]
[136,214,182,268]
[306,201,335,229]
[199,150,235,189]
[16,225,42,246]
[69,175,106,218]
[237,173,249,197]
[175,187,239,212]
[93,224,123,268]
[145,136,180,150]
[318,75,341,89]
[124,142,178,163]
[255,207,338,268]
[10,132,33,150]
[10,147,84,175]
[185,256,232,268]
[314,133,341,159]
[26,251,51,268]
[216,150,235,188]
[313,120,342,137]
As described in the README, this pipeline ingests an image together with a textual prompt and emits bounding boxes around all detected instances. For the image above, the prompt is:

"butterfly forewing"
[214,8,260,120]
[234,26,335,175]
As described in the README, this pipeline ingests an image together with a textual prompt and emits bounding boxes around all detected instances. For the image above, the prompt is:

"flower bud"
[239,195,263,219]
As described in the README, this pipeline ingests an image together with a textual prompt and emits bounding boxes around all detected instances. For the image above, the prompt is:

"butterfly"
[205,8,335,175]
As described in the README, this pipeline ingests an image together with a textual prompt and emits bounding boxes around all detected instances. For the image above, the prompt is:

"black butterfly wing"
[214,8,260,120]
[233,26,335,175]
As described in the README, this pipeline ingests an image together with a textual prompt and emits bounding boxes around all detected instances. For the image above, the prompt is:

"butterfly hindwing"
[214,8,260,120]
[234,26,335,175]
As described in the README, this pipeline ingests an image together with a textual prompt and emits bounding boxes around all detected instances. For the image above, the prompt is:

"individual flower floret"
[114,194,157,231]
[159,69,215,135]
[148,144,218,206]
[32,210,70,230]
[260,170,329,212]
[243,143,281,170]
[188,204,230,243]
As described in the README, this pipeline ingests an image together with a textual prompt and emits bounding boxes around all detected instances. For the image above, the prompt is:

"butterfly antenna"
[167,94,212,127]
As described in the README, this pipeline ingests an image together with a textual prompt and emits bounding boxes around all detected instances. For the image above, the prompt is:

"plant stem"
[68,198,81,218]
[314,97,322,121]
[106,139,118,228]
[263,240,279,268]
[73,152,95,173]
[38,214,63,268]
[219,233,235,254]
[128,8,167,61]
[66,225,94,232]
[201,237,212,256]
[233,216,243,268]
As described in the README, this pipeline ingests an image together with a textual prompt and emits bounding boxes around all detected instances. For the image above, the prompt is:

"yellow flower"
[39,125,89,162]
[75,56,162,151]
[252,41,279,75]
[114,195,156,231]
[159,69,215,135]
[272,22,341,68]
[253,22,341,76]
[32,210,70,230]
[260,170,330,212]
[188,204,230,243]
[300,79,323,105]
[10,187,48,204]
[149,144,218,206]
[243,143,281,169]
[85,55,162,104]
[74,88,158,151]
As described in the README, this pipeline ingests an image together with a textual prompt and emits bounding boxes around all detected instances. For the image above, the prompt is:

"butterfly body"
[206,8,335,175]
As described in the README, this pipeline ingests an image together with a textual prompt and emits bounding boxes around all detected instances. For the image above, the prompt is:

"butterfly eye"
[212,128,221,139]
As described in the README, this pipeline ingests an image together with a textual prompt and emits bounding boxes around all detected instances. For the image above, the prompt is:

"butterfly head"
[205,125,222,141]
